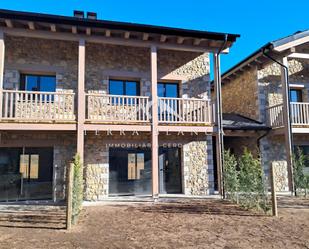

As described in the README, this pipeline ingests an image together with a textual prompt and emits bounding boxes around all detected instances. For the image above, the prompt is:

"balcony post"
[77,39,85,164]
[213,53,224,196]
[0,31,5,120]
[281,56,294,193]
[150,45,159,199]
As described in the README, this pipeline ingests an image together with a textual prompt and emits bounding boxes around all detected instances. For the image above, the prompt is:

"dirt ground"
[0,197,308,249]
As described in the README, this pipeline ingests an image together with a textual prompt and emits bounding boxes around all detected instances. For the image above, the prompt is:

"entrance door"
[159,148,182,194]
[0,147,53,202]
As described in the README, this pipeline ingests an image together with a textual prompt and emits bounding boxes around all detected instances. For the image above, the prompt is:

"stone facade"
[222,67,260,121]
[183,136,214,195]
[2,35,214,201]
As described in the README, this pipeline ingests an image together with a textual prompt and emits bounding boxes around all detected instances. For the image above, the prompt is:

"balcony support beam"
[213,52,224,196]
[0,31,4,120]
[150,45,159,199]
[281,56,294,193]
[77,39,86,164]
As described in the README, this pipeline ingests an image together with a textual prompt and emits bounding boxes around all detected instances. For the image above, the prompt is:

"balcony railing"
[86,93,150,122]
[1,90,75,122]
[158,97,212,124]
[267,102,309,128]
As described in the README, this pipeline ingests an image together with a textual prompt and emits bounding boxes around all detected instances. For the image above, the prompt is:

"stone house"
[0,9,239,203]
[221,30,309,192]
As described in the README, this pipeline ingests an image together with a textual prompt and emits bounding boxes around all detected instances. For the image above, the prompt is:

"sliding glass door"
[0,147,53,202]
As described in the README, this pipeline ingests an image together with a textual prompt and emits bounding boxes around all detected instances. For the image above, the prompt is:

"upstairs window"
[290,89,303,103]
[109,79,140,96]
[20,74,56,92]
[158,82,179,98]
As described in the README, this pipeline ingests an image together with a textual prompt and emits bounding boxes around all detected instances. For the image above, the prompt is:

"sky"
[0,0,308,74]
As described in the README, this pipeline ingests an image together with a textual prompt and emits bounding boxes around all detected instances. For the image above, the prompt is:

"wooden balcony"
[0,91,214,132]
[1,90,75,122]
[267,102,309,130]
[86,93,213,126]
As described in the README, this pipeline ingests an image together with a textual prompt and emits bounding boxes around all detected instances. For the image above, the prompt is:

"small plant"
[293,147,307,196]
[223,150,239,202]
[223,148,270,213]
[72,153,83,224]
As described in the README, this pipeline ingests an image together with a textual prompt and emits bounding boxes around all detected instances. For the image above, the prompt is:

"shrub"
[72,153,84,224]
[223,148,270,213]
[223,150,239,202]
[293,148,309,197]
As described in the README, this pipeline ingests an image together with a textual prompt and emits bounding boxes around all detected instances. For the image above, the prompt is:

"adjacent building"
[221,30,309,191]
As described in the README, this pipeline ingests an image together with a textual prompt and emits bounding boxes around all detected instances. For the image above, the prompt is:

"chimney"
[87,12,97,20]
[73,10,84,18]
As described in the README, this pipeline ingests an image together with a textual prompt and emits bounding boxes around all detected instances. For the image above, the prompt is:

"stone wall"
[183,136,214,195]
[222,67,260,121]
[224,136,260,158]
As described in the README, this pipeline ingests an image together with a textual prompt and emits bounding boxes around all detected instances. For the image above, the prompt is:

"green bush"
[72,153,83,224]
[223,148,270,213]
[293,148,309,197]
[223,150,239,202]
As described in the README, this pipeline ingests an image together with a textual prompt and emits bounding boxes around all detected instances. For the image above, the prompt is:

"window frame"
[290,88,303,103]
[20,73,56,92]
[157,81,180,98]
[108,79,140,96]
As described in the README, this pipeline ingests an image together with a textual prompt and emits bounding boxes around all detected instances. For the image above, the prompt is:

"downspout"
[214,34,228,197]
[262,48,294,194]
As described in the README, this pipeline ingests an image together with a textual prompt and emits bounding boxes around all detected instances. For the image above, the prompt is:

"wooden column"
[213,53,224,196]
[77,39,85,164]
[281,57,294,193]
[0,31,5,120]
[150,45,159,198]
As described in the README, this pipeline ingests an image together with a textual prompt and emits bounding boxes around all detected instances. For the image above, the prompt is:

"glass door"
[0,147,53,202]
[159,148,182,194]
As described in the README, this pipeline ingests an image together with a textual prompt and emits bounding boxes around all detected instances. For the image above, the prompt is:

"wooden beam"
[72,26,77,34]
[177,37,185,44]
[281,56,294,193]
[124,31,130,39]
[288,52,309,60]
[77,39,85,164]
[1,27,212,53]
[160,35,167,42]
[142,33,149,41]
[28,22,35,30]
[105,29,111,37]
[50,24,56,32]
[0,32,4,121]
[0,123,76,130]
[4,19,13,28]
[151,45,159,199]
[86,27,91,35]
[193,39,201,45]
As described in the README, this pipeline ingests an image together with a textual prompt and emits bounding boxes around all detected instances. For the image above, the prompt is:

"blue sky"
[0,0,308,73]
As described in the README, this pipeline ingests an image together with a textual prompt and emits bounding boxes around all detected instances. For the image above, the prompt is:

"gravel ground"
[0,197,308,249]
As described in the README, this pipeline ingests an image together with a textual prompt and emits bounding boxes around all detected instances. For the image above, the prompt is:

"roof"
[221,29,309,83]
[0,9,239,50]
[223,113,270,131]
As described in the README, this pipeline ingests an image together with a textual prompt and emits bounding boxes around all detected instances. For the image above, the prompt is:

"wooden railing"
[158,97,212,124]
[290,102,309,125]
[267,102,309,128]
[86,93,150,122]
[1,90,75,121]
[266,103,284,128]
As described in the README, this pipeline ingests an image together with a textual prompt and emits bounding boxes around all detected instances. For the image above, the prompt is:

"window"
[20,74,56,92]
[109,79,139,96]
[290,89,303,102]
[158,82,179,98]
